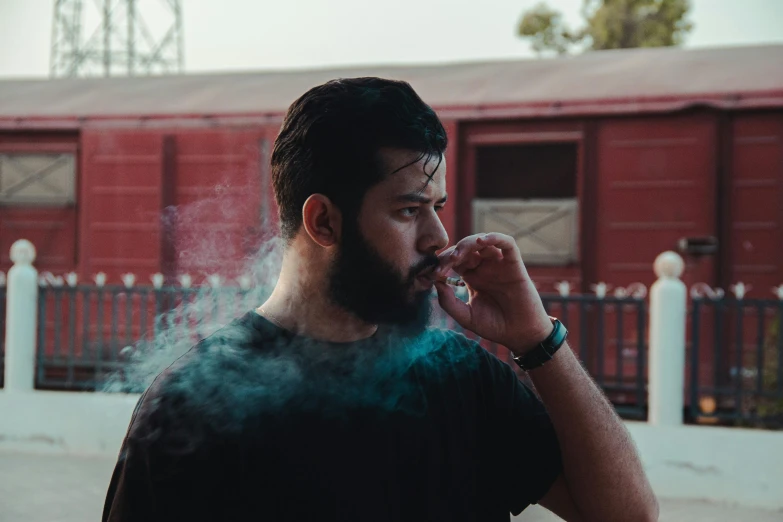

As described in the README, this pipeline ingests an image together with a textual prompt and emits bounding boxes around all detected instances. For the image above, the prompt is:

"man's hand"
[433,233,552,355]
[435,233,659,522]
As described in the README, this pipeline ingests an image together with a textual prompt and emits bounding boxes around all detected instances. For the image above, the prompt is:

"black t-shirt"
[103,311,562,521]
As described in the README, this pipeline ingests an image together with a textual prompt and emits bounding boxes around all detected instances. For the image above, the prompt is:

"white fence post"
[649,251,687,426]
[4,239,38,392]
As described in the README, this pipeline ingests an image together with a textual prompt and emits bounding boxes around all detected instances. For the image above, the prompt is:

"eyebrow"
[394,193,448,205]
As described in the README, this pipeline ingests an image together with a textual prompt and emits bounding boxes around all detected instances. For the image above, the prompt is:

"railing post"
[4,240,39,392]
[649,251,687,426]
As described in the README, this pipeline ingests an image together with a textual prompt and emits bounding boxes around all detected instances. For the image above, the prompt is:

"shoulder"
[135,314,260,399]
[127,314,298,446]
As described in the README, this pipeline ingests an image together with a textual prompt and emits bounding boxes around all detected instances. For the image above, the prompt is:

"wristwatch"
[511,317,568,372]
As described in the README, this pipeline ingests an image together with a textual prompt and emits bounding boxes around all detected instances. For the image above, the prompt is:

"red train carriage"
[1,44,781,401]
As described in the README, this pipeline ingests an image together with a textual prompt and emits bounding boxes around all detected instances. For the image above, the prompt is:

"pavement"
[1,451,781,522]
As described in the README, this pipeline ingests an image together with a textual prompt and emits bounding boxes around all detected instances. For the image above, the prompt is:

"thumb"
[434,281,472,330]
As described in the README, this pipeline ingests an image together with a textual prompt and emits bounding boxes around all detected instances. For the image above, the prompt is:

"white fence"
[1,239,783,509]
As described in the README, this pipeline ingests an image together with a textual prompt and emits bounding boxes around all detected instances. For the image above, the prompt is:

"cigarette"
[436,275,465,287]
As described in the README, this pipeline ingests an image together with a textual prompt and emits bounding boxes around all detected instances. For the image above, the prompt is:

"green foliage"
[737,315,783,429]
[517,0,693,55]
[756,317,783,421]
[518,3,579,55]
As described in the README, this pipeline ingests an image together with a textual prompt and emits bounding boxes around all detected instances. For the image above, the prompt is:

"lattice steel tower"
[50,0,183,77]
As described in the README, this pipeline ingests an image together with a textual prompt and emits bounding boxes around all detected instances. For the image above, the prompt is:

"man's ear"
[302,194,342,247]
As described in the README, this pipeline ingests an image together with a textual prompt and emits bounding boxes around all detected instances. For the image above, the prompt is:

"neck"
[257,250,378,343]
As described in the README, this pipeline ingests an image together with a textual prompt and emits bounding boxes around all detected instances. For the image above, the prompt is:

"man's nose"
[420,213,449,253]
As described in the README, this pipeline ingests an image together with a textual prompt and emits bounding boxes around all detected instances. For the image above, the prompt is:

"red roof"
[1,44,781,126]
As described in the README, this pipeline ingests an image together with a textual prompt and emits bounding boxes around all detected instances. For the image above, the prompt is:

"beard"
[327,220,438,335]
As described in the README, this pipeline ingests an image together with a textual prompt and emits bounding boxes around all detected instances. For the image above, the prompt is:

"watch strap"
[511,318,568,372]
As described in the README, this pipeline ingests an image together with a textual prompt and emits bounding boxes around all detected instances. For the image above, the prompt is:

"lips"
[414,266,436,289]
[418,262,440,279]
[418,269,435,281]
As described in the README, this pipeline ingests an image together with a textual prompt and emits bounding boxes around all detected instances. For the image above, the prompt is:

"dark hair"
[271,77,448,242]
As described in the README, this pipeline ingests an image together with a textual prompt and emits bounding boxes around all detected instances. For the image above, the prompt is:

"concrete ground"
[1,452,781,522]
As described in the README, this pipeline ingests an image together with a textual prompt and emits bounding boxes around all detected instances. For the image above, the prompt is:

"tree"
[518,0,693,56]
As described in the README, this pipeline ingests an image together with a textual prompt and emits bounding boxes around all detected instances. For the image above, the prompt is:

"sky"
[1,0,782,78]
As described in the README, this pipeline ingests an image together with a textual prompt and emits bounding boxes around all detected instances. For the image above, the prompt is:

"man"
[103,78,658,521]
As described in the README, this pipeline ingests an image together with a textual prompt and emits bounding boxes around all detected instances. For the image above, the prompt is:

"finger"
[454,251,482,272]
[434,281,472,329]
[438,234,486,272]
[453,244,503,271]
[478,246,503,260]
[449,236,500,270]
[437,245,457,262]
[438,243,501,277]
[450,234,487,263]
[435,246,458,274]
[435,249,458,276]
[475,233,519,258]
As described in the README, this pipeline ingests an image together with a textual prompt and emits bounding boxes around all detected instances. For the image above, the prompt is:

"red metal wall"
[3,109,782,394]
[3,112,780,297]
[79,129,165,281]
[168,128,270,279]
[728,113,783,293]
[27,125,274,365]
[594,114,718,290]
[78,126,272,284]
[592,114,719,382]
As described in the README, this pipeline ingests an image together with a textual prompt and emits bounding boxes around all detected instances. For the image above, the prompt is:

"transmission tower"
[50,0,184,78]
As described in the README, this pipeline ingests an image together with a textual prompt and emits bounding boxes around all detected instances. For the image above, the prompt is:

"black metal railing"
[33,284,649,419]
[14,277,783,429]
[436,293,649,420]
[689,297,783,429]
[36,285,255,391]
[544,294,647,420]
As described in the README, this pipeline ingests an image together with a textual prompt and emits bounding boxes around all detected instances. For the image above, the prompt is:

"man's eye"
[435,205,445,213]
[400,207,419,217]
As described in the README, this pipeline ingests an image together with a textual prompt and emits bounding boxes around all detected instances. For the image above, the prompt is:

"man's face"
[328,149,449,333]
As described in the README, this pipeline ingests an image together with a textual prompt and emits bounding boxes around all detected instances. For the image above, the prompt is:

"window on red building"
[472,143,578,266]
